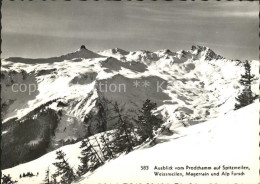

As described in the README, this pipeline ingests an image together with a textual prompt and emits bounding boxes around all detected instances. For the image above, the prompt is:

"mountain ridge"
[4,45,227,64]
[4,47,103,64]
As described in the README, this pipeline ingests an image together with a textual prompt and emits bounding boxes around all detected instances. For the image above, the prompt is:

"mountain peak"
[191,45,224,60]
[112,48,128,55]
[100,48,129,55]
[80,45,87,50]
[191,45,208,51]
[5,46,102,64]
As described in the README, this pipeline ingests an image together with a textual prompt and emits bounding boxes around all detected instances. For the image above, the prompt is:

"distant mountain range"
[1,45,258,170]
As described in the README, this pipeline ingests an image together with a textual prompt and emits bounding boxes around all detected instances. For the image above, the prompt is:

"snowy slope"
[3,103,258,184]
[2,132,106,184]
[1,45,258,169]
[76,102,259,184]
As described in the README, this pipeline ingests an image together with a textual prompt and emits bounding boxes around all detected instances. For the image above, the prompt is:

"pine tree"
[112,102,135,153]
[78,138,103,176]
[52,150,76,184]
[136,99,164,141]
[99,132,115,160]
[95,100,108,132]
[43,167,50,184]
[77,140,90,176]
[92,135,107,159]
[1,174,16,184]
[235,60,257,109]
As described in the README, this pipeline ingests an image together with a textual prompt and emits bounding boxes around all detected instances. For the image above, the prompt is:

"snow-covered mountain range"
[1,45,258,171]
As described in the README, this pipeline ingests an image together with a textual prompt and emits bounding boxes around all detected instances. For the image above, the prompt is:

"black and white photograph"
[1,1,259,184]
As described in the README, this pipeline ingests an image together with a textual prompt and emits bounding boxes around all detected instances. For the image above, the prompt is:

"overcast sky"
[2,1,259,60]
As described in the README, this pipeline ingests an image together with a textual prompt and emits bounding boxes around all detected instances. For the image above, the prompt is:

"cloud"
[186,10,258,18]
[2,1,258,60]
[127,1,258,19]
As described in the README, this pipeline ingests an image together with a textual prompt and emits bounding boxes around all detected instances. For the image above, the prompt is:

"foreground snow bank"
[3,141,82,184]
[77,102,259,184]
[3,103,258,184]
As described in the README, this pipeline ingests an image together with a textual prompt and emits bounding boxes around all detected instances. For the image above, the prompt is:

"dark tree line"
[2,107,60,169]
[19,172,38,178]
